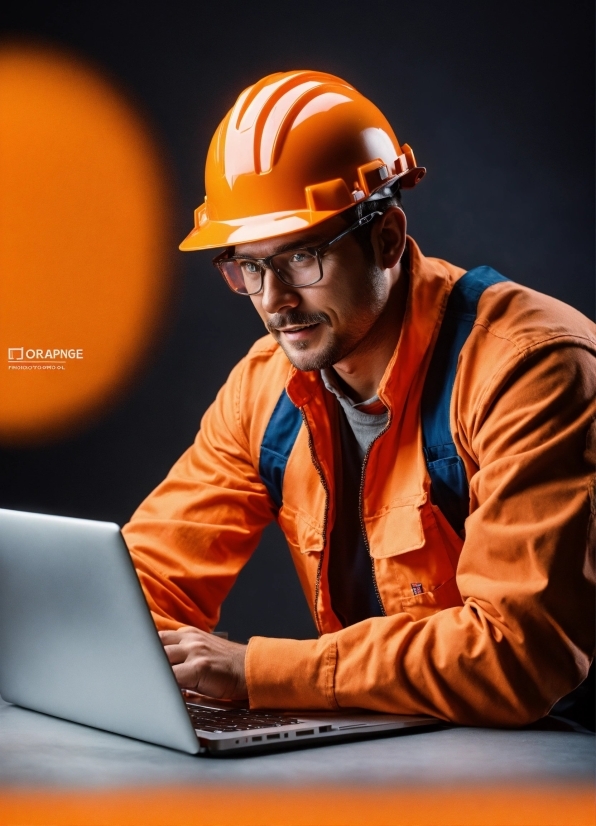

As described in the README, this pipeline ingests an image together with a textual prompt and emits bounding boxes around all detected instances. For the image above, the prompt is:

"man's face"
[235,215,397,372]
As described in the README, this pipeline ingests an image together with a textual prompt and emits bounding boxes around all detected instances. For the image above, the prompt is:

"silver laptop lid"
[0,508,199,754]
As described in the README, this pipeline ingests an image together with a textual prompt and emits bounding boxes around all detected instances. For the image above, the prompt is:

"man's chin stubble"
[278,337,345,372]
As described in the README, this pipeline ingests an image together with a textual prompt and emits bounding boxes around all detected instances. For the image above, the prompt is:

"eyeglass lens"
[220,249,322,295]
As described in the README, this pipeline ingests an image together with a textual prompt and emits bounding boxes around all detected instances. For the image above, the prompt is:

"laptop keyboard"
[186,703,301,733]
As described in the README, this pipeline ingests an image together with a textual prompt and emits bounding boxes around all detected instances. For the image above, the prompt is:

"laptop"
[0,507,441,755]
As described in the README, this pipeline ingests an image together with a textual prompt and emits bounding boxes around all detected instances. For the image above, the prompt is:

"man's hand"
[159,627,248,701]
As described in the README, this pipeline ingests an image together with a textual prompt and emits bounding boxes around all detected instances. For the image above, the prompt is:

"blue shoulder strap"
[421,266,508,536]
[259,389,303,509]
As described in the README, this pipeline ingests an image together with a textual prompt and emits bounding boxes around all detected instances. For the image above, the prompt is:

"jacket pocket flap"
[367,503,425,558]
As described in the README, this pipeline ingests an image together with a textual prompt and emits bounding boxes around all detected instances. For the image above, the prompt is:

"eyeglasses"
[212,211,382,296]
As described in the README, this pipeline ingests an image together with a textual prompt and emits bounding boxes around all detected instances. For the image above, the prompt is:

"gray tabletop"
[0,699,593,791]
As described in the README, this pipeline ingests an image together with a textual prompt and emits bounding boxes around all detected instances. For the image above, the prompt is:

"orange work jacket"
[123,237,596,727]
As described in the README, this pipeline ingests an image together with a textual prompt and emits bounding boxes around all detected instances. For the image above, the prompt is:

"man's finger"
[158,627,197,644]
[171,661,204,688]
[158,630,184,644]
[162,643,191,666]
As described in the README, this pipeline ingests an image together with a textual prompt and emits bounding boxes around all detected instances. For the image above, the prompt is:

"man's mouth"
[267,311,330,336]
[274,322,321,341]
[277,323,319,333]
[267,312,329,343]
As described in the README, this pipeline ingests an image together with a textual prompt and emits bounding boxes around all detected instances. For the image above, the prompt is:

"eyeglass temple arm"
[320,211,383,252]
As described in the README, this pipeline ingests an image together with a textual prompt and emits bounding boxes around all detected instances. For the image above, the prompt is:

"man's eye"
[289,252,308,264]
[239,261,260,274]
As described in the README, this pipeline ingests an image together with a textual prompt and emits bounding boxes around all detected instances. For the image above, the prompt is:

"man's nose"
[260,267,300,315]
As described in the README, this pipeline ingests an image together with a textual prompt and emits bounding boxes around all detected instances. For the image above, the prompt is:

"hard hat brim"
[179,207,346,252]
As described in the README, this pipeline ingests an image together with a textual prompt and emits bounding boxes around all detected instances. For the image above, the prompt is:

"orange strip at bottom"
[0,785,593,826]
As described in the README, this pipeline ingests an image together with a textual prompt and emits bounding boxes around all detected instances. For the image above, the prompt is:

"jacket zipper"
[300,408,328,636]
[358,414,392,616]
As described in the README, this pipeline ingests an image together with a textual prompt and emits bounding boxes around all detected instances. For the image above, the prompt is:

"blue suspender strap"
[259,389,303,509]
[421,266,508,536]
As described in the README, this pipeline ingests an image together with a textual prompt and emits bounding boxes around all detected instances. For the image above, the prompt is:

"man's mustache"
[267,311,330,332]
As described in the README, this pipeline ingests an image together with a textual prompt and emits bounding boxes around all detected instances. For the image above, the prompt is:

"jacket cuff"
[246,635,339,710]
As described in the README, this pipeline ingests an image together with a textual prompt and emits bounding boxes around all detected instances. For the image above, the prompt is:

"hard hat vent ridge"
[256,80,322,174]
[227,72,355,179]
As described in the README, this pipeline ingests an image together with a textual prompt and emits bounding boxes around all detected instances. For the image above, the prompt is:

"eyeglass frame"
[212,210,383,296]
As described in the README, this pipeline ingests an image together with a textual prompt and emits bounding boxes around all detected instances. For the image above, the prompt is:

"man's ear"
[375,207,407,269]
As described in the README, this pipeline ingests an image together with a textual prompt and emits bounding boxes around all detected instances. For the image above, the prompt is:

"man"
[123,70,595,728]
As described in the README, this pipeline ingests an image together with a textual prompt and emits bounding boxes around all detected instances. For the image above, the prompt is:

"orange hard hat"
[180,70,425,251]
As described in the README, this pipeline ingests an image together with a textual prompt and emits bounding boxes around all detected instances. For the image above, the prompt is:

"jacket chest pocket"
[366,497,462,617]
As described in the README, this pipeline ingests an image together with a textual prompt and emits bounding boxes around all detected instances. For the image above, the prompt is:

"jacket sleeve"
[245,343,596,725]
[122,357,275,632]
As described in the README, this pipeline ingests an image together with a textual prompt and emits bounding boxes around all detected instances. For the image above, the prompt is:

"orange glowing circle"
[0,44,171,445]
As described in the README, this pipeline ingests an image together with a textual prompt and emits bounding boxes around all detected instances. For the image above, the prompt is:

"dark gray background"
[1,0,593,642]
